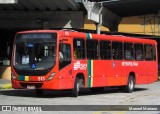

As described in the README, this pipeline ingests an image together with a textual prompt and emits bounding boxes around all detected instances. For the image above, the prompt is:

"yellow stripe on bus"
[25,76,29,81]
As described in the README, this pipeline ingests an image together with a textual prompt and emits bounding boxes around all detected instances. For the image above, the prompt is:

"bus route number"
[38,77,45,81]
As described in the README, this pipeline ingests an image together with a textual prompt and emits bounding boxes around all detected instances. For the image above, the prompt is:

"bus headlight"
[11,72,16,80]
[46,72,55,81]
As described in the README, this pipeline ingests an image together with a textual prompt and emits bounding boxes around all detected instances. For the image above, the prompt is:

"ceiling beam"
[0,0,17,4]
[0,11,84,29]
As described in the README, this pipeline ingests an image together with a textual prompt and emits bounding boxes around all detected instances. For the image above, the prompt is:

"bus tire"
[35,89,44,96]
[72,77,79,97]
[126,76,135,93]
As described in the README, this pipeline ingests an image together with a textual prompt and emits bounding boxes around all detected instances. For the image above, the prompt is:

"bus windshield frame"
[13,33,57,76]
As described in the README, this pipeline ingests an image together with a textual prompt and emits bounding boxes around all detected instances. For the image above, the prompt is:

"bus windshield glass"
[13,33,57,71]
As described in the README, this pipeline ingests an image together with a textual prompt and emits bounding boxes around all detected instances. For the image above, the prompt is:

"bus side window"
[125,50,133,60]
[86,39,99,59]
[73,38,85,59]
[100,40,111,60]
[112,42,123,60]
[59,43,71,70]
[135,43,144,61]
[153,45,156,61]
[144,44,153,61]
[124,43,134,60]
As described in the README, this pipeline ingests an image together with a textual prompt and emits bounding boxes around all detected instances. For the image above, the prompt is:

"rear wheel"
[35,89,44,96]
[72,77,80,97]
[126,76,135,93]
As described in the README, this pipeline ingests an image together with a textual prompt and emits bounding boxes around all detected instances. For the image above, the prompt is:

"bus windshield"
[13,33,57,72]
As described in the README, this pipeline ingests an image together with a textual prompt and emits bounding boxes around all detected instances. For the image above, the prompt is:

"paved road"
[0,81,160,114]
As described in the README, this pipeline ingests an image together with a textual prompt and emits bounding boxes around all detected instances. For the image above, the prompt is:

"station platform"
[0,79,12,89]
[0,64,12,89]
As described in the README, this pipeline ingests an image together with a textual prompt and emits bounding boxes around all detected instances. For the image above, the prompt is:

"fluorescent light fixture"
[0,0,17,4]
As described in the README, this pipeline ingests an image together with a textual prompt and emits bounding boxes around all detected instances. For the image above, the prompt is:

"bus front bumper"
[12,79,64,90]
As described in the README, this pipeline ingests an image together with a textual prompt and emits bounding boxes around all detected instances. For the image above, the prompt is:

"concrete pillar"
[83,1,121,33]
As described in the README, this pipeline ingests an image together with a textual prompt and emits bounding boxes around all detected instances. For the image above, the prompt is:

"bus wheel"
[72,77,79,97]
[126,76,135,93]
[35,89,44,96]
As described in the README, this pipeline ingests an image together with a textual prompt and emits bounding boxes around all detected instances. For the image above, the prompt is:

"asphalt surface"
[0,81,160,114]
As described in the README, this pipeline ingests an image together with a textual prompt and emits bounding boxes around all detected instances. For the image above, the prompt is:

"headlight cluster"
[46,72,56,81]
[11,72,16,80]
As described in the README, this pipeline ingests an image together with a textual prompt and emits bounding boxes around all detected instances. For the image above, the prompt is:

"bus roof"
[17,30,157,45]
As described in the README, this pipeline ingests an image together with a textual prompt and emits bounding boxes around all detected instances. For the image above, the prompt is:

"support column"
[83,1,121,33]
[83,1,102,34]
[96,14,102,34]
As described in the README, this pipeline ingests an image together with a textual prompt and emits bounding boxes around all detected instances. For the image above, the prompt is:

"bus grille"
[15,70,49,76]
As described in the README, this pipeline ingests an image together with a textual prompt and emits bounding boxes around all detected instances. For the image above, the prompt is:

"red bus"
[11,30,158,97]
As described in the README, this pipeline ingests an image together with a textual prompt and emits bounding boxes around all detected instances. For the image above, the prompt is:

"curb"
[0,83,12,89]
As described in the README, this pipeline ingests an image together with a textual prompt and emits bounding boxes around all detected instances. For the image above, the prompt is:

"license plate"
[27,85,35,89]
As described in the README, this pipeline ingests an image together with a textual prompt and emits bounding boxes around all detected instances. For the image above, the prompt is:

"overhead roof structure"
[0,0,160,32]
[0,0,84,30]
[88,0,160,17]
[0,0,80,11]
[0,0,160,16]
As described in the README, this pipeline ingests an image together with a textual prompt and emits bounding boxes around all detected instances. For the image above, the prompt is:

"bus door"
[58,37,73,89]
[110,41,124,86]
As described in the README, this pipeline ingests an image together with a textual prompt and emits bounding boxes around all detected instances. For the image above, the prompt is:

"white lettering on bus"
[38,77,45,81]
[74,61,87,70]
[122,62,138,66]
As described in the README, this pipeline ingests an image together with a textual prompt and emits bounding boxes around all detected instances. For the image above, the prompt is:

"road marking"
[93,111,127,114]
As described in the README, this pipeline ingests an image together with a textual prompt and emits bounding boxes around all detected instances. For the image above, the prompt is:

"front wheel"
[126,76,135,93]
[72,77,80,97]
